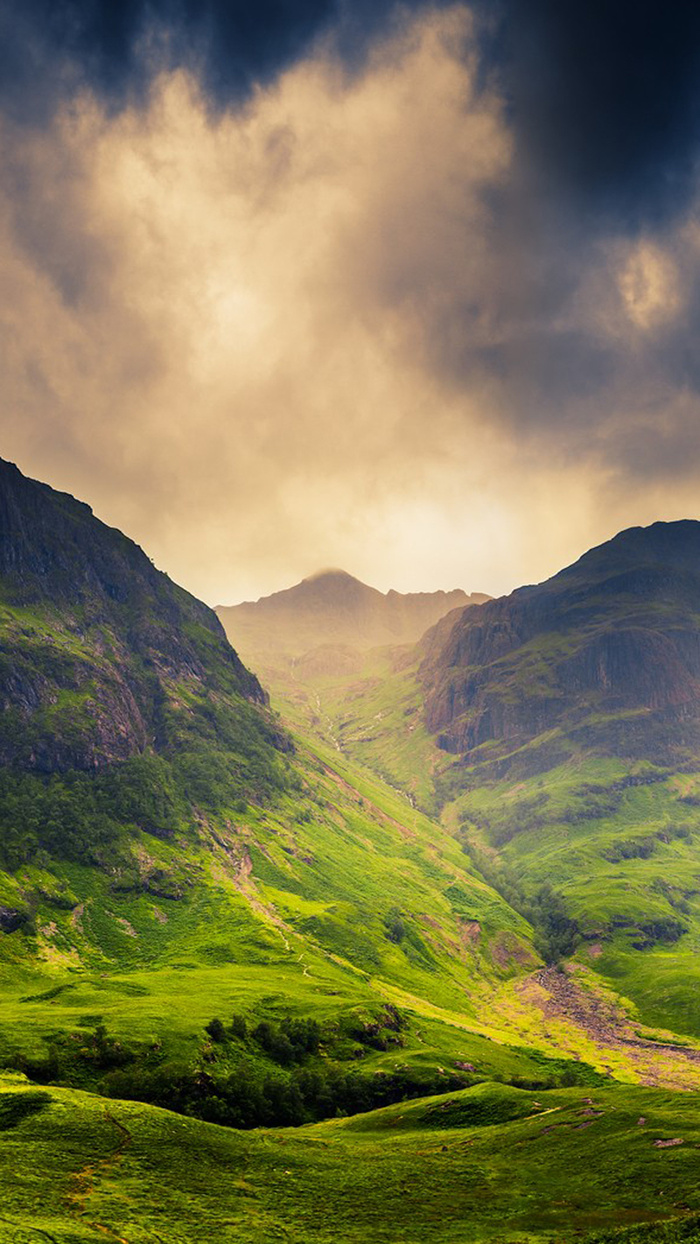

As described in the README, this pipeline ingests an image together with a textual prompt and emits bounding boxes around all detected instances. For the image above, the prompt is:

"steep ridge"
[405,523,700,1040]
[0,456,269,776]
[419,520,700,768]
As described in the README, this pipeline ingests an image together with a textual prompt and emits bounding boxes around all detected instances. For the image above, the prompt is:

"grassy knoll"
[1,1073,700,1242]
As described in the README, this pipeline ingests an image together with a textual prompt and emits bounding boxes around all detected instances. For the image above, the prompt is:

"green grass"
[239,640,446,811]
[0,733,568,1112]
[232,629,700,1047]
[1,1073,700,1242]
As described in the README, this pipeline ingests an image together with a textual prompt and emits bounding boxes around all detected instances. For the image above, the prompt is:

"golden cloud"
[2,4,700,604]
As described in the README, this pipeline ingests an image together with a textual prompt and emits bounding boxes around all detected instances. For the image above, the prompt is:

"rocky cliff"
[419,521,700,767]
[0,458,271,774]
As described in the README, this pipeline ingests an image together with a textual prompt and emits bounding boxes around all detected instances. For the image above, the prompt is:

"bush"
[205,1019,227,1043]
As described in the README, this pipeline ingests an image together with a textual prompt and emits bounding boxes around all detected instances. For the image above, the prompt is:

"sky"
[2,1,700,605]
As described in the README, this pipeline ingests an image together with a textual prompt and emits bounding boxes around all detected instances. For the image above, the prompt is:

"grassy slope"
[242,643,700,1046]
[7,484,700,1237]
[1,728,566,1097]
[448,754,700,1040]
[239,642,446,811]
[2,1072,700,1243]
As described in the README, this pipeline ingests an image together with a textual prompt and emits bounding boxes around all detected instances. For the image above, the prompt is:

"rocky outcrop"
[0,906,27,933]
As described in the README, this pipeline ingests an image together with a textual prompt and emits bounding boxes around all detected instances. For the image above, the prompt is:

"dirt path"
[66,1110,132,1242]
[519,965,700,1089]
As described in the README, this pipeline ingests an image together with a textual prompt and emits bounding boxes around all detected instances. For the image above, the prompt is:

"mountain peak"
[555,519,700,588]
[420,516,700,766]
[302,567,357,583]
[217,572,485,659]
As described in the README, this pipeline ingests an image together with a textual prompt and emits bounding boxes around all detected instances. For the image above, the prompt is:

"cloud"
[6,0,699,234]
[0,0,460,124]
[496,0,700,227]
[2,3,700,607]
[0,7,511,598]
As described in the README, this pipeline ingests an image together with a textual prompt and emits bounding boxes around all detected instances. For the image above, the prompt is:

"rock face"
[217,569,488,659]
[0,906,26,933]
[0,458,267,773]
[419,521,700,767]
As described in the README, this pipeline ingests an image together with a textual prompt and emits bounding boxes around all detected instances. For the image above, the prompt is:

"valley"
[219,530,700,1051]
[2,461,700,1241]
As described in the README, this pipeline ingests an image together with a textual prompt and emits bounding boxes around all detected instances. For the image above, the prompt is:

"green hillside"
[0,460,565,1124]
[236,524,700,1046]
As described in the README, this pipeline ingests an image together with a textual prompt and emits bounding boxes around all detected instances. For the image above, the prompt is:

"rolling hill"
[3,1071,700,1243]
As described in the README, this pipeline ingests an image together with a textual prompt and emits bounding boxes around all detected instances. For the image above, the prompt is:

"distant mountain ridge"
[418,519,700,768]
[217,569,489,659]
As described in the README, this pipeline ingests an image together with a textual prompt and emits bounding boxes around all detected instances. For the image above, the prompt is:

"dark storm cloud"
[0,0,454,121]
[494,0,700,227]
[0,120,113,305]
[5,0,700,229]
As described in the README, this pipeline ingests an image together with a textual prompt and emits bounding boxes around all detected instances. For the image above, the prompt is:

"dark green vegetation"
[0,457,292,871]
[4,466,700,1241]
[420,525,700,1040]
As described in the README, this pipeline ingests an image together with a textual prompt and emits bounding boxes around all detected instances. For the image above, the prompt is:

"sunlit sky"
[3,1,700,604]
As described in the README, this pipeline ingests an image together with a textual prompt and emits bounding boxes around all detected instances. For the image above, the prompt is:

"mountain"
[406,522,700,1042]
[215,570,488,807]
[0,457,294,876]
[0,459,561,1133]
[4,478,700,1242]
[419,520,700,771]
[217,569,488,659]
[0,456,271,773]
[268,523,700,1043]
